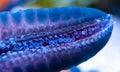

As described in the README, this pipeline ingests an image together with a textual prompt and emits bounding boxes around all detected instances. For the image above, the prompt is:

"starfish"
[0,6,113,72]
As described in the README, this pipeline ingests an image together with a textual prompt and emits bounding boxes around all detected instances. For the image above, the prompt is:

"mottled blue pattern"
[60,7,72,20]
[0,6,113,72]
[24,9,35,24]
[36,9,48,22]
[11,11,22,24]
[0,12,9,25]
[79,7,106,22]
[71,7,82,18]
[48,8,60,22]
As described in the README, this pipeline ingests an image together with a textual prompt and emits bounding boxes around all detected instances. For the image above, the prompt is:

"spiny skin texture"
[0,6,113,72]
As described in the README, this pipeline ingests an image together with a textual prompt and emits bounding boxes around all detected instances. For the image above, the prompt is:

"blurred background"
[0,0,120,72]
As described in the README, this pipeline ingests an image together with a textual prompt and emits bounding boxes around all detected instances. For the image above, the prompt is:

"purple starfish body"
[0,6,113,72]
